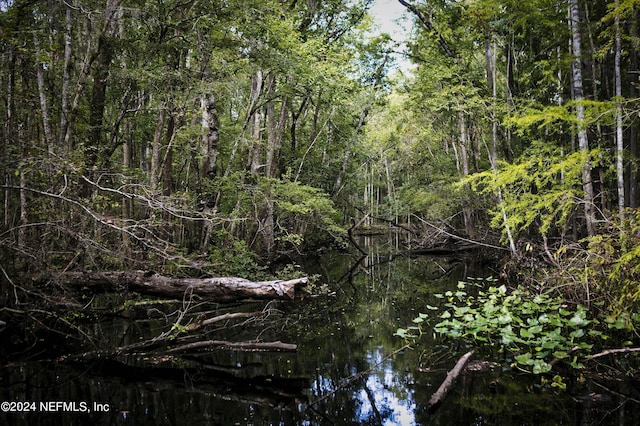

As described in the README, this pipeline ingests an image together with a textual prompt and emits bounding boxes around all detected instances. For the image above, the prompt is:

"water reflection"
[2,239,639,425]
[293,241,473,425]
[354,348,417,425]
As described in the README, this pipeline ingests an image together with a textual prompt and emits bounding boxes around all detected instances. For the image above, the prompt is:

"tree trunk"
[569,0,597,236]
[33,32,54,153]
[486,35,516,255]
[630,14,639,208]
[5,50,16,231]
[266,77,289,179]
[200,94,219,180]
[162,113,175,196]
[47,271,309,302]
[458,111,475,239]
[65,0,120,156]
[59,6,73,152]
[290,96,307,164]
[85,0,120,171]
[615,0,625,217]
[85,34,113,169]
[248,70,264,177]
[150,108,165,190]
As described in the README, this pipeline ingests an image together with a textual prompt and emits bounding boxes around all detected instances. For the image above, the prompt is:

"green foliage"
[397,278,607,375]
[575,210,640,314]
[462,142,603,242]
[506,101,616,137]
[208,229,267,278]
[269,178,347,249]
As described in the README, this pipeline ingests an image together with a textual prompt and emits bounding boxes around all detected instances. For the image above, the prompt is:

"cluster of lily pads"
[396,277,610,376]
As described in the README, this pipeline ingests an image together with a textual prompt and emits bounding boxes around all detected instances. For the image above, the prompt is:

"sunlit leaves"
[461,141,606,243]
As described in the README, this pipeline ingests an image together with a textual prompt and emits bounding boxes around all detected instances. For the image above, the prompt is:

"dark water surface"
[1,239,639,425]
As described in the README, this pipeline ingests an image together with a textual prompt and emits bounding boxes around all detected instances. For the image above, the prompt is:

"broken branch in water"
[427,349,475,413]
[165,339,297,353]
[588,347,640,361]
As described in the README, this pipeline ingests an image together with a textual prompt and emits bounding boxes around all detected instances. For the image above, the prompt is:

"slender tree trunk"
[583,2,602,137]
[150,108,165,190]
[33,32,54,154]
[227,70,264,237]
[264,74,290,260]
[615,0,625,217]
[333,60,385,197]
[569,0,597,236]
[122,116,133,265]
[263,187,275,259]
[630,15,639,208]
[384,157,394,220]
[85,33,114,170]
[200,94,219,180]
[266,77,289,179]
[18,121,27,248]
[248,70,264,177]
[65,0,120,156]
[64,34,94,152]
[290,97,307,164]
[4,50,16,230]
[163,114,175,196]
[486,36,516,254]
[458,111,475,239]
[59,6,73,152]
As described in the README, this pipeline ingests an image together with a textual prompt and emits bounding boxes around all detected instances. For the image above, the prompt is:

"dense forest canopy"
[1,0,640,315]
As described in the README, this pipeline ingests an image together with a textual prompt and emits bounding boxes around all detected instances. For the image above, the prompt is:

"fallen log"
[166,339,297,353]
[405,245,479,256]
[427,349,475,413]
[45,271,308,302]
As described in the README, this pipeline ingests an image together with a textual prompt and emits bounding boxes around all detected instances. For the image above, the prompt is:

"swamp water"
[1,241,639,425]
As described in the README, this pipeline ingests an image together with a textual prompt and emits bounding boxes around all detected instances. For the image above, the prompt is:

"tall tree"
[569,0,597,236]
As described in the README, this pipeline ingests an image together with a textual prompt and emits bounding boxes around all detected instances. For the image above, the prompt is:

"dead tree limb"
[188,311,264,330]
[411,214,510,252]
[57,311,270,362]
[352,205,418,236]
[45,271,308,302]
[398,0,456,58]
[427,349,475,413]
[165,340,297,353]
[588,347,640,361]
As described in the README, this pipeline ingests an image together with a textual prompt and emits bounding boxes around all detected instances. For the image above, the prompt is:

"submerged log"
[427,349,475,413]
[166,339,297,353]
[46,271,308,302]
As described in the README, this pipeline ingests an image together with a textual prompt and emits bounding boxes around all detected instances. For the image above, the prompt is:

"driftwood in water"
[166,339,296,354]
[406,246,478,256]
[46,271,308,302]
[588,347,640,361]
[427,349,475,413]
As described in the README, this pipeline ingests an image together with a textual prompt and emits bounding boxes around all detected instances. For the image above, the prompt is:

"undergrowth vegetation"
[396,277,640,381]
